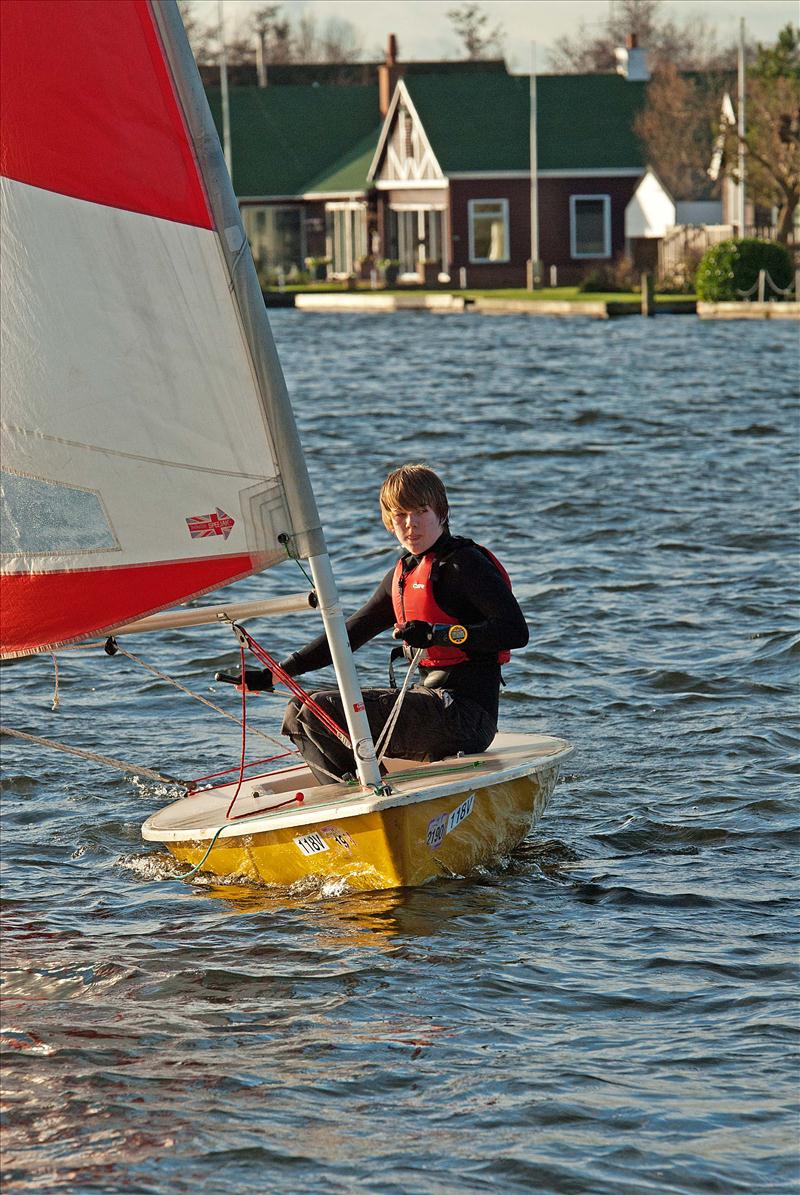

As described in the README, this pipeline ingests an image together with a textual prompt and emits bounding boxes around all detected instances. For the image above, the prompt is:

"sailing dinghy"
[0,0,572,891]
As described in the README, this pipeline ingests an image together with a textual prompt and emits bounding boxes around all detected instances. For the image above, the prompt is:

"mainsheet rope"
[113,626,349,787]
[0,726,184,787]
[109,641,289,751]
[112,631,348,785]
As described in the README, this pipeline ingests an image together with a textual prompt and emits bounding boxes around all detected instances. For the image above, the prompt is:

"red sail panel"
[0,556,261,658]
[0,0,211,228]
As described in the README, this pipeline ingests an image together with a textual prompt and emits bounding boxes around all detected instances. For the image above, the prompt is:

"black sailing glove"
[214,667,274,692]
[393,621,469,648]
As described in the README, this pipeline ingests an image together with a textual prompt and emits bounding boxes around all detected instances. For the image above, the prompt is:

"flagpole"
[218,0,232,178]
[737,17,746,236]
[528,41,540,290]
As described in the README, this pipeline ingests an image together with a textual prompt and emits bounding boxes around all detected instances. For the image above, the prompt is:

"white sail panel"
[1,177,289,575]
[0,0,325,659]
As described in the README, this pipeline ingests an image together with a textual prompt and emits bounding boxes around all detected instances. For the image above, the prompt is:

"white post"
[459,266,467,289]
[307,552,382,790]
[529,43,540,288]
[757,269,765,302]
[218,0,232,178]
[737,18,746,236]
[795,269,800,300]
[550,264,557,287]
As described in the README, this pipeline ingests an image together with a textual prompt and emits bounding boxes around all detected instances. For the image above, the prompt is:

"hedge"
[695,238,793,302]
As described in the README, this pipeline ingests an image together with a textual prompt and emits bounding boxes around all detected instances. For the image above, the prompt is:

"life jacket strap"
[388,645,406,689]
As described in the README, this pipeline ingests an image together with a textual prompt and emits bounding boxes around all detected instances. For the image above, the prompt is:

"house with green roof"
[206,43,654,285]
[204,51,512,282]
[206,83,382,279]
[368,70,649,286]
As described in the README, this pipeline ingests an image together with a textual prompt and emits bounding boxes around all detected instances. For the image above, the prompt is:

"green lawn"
[460,287,697,303]
[265,282,695,303]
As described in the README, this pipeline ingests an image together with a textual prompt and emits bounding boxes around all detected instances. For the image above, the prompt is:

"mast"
[737,17,746,236]
[153,0,382,790]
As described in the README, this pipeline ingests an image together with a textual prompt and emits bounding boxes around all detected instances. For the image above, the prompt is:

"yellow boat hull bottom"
[165,766,558,892]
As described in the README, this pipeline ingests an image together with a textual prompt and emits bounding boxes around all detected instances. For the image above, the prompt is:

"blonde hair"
[379,464,449,532]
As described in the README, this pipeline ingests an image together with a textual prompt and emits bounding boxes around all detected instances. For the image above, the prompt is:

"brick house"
[369,70,649,286]
[206,48,652,285]
[204,58,507,280]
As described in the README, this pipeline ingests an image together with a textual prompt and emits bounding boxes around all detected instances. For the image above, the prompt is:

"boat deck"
[142,732,573,843]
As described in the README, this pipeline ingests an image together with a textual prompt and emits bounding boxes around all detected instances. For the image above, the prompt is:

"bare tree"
[724,26,800,242]
[447,3,504,61]
[290,12,363,63]
[177,0,216,65]
[635,64,719,197]
[637,25,800,242]
[319,16,363,63]
[550,0,735,73]
[251,4,292,65]
[179,1,362,68]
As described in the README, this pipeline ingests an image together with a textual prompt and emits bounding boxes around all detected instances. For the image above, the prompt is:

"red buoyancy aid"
[391,541,513,668]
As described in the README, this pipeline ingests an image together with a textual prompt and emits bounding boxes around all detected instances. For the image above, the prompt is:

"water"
[2,314,798,1194]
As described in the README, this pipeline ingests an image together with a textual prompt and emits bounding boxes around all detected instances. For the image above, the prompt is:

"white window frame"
[570,194,612,259]
[468,197,510,264]
[325,201,367,276]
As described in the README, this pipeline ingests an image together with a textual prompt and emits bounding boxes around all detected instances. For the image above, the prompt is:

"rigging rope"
[237,625,351,749]
[280,533,315,589]
[0,726,184,787]
[223,643,249,819]
[51,654,60,711]
[374,648,423,765]
[109,641,290,752]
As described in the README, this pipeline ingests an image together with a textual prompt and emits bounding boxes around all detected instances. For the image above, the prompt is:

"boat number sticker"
[293,832,330,856]
[426,794,475,850]
[320,825,355,851]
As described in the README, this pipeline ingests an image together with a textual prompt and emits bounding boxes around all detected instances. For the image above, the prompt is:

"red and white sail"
[1,0,313,659]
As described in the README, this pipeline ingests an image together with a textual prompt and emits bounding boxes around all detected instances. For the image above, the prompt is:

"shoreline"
[264,292,799,319]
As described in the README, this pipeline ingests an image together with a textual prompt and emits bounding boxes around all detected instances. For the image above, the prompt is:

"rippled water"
[2,314,798,1193]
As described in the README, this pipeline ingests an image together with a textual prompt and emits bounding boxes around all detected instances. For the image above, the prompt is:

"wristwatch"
[447,624,468,646]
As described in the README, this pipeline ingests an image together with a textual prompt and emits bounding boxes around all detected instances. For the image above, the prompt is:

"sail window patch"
[0,470,118,555]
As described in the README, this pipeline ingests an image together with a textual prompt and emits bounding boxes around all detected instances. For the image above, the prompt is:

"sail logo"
[186,507,235,539]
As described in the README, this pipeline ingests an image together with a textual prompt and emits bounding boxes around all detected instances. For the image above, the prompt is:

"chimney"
[615,31,650,81]
[378,33,403,116]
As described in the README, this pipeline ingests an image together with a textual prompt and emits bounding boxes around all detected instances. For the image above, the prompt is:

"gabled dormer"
[368,80,445,186]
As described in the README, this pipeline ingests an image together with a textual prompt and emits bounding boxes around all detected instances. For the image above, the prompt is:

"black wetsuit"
[279,531,529,783]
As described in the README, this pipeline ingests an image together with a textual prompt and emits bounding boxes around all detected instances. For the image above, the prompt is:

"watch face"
[448,624,468,645]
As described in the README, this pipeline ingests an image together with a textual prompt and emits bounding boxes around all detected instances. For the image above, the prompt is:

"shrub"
[579,267,619,293]
[695,238,793,301]
[578,256,640,293]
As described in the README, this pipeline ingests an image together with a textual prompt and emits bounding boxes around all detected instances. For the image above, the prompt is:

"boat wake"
[117,850,358,900]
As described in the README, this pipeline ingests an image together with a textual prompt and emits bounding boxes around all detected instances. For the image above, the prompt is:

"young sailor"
[236,464,528,784]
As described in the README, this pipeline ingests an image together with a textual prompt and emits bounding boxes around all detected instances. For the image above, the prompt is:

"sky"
[191,0,798,72]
